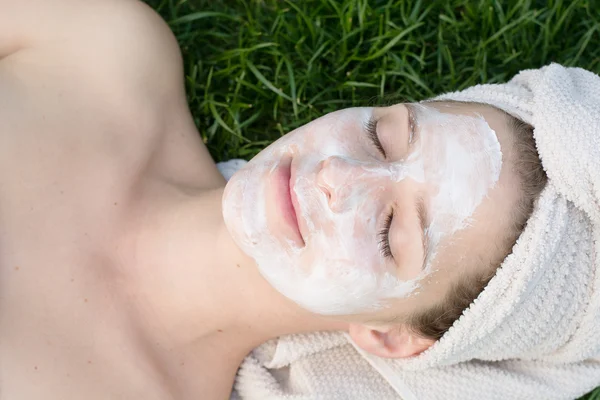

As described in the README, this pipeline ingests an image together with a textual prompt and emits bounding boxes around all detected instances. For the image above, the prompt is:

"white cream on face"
[222,104,502,315]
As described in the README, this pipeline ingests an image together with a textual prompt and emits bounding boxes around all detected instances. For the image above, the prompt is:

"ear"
[348,323,435,359]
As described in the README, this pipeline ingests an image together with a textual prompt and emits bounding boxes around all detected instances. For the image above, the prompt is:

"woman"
[1,1,598,399]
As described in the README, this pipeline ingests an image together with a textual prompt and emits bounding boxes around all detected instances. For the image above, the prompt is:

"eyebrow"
[416,194,430,271]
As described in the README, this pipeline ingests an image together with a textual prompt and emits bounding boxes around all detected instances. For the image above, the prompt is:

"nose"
[316,156,378,212]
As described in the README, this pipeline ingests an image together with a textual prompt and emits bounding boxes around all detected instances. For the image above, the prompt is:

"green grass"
[144,0,600,162]
[144,0,600,398]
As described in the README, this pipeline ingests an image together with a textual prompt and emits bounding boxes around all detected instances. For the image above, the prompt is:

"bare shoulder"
[0,0,189,164]
[0,0,184,101]
[0,0,223,207]
[0,0,223,209]
[0,0,187,219]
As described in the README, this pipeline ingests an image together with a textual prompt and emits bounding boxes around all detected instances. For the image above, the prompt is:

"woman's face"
[223,102,517,317]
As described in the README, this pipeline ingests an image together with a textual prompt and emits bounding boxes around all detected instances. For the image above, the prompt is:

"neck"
[123,182,346,398]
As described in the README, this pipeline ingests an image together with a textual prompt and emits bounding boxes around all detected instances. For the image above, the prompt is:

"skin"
[0,1,521,399]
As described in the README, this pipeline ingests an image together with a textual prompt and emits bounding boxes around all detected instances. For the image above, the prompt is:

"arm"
[0,0,184,102]
[0,0,224,196]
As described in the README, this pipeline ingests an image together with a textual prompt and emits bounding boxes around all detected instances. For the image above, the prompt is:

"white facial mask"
[223,104,502,315]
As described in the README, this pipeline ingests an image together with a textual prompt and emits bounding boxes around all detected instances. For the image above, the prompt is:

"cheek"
[307,207,382,272]
[351,205,379,254]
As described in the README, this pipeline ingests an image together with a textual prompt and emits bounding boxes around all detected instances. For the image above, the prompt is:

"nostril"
[318,158,331,172]
[317,156,344,210]
[316,163,333,205]
[319,156,340,171]
[317,180,332,201]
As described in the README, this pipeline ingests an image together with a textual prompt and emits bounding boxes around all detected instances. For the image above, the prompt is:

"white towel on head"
[223,64,600,399]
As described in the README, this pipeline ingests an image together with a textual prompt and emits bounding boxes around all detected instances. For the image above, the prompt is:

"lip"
[274,156,305,246]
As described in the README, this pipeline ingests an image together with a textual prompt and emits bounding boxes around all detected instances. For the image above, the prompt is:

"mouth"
[274,155,305,246]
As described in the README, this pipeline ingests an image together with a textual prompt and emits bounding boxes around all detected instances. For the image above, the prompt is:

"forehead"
[424,103,519,298]
[374,101,521,318]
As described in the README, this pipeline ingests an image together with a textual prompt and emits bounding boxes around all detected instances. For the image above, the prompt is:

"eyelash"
[378,209,394,259]
[407,105,417,144]
[364,118,386,158]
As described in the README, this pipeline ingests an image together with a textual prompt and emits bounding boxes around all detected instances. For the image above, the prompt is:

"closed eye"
[378,209,394,259]
[364,118,387,158]
[405,104,418,146]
